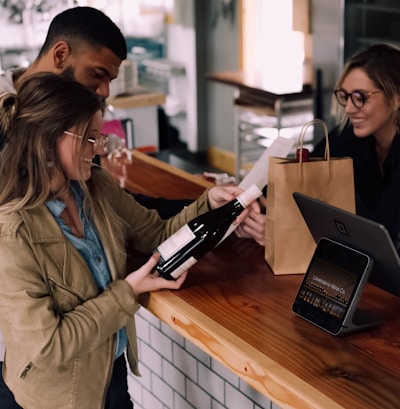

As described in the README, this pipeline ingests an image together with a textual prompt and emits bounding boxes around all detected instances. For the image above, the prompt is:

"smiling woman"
[0,70,259,409]
[57,111,106,184]
[334,89,382,109]
[63,130,110,152]
[312,43,400,252]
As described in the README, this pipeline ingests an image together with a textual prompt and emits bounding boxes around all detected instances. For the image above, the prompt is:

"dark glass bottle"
[155,184,262,280]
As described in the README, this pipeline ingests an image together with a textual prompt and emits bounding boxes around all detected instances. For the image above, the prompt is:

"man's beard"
[60,66,105,103]
[60,65,75,81]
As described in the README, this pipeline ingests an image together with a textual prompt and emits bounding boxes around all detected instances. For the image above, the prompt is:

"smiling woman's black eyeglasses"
[334,89,381,108]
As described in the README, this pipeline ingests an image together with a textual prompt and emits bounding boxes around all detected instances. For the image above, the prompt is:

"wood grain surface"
[101,149,212,199]
[141,237,400,409]
[105,150,400,409]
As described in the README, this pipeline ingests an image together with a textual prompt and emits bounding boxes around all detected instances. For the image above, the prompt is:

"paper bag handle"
[296,118,329,164]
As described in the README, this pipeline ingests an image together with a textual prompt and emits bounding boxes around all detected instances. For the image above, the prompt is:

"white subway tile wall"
[127,307,282,409]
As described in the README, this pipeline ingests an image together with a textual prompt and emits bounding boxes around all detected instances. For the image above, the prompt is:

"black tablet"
[292,237,375,335]
[293,191,400,297]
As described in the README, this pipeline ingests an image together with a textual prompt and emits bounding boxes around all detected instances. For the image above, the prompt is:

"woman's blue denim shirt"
[46,181,127,359]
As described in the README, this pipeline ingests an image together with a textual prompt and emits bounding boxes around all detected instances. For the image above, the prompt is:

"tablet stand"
[293,237,386,336]
[337,265,384,335]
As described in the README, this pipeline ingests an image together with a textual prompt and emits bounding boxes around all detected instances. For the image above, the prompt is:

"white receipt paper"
[221,135,295,242]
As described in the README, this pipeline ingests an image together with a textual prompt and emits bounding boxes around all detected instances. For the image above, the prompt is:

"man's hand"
[234,195,266,246]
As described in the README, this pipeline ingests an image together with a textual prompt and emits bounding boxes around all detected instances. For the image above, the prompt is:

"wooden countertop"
[104,150,400,409]
[101,150,212,199]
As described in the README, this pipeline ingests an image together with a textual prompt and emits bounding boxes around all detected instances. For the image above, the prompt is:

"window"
[241,0,307,94]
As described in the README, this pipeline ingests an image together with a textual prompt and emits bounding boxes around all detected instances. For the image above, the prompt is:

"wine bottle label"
[170,256,198,279]
[237,184,262,208]
[157,224,196,260]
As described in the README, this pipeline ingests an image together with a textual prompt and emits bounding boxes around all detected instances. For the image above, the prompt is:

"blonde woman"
[313,43,400,250]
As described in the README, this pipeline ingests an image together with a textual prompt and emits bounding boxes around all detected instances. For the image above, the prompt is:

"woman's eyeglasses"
[64,130,109,151]
[334,89,381,109]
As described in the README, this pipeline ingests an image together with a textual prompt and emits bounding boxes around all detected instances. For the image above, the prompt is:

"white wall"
[166,20,198,151]
[203,0,240,153]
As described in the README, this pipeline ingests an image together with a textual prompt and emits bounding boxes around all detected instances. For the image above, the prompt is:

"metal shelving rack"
[234,93,314,181]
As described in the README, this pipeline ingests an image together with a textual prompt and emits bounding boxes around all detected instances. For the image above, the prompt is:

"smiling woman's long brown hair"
[0,72,126,251]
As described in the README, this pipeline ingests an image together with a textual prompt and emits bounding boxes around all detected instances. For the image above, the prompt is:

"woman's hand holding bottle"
[125,185,262,289]
[207,185,259,225]
[155,184,262,280]
[125,253,188,295]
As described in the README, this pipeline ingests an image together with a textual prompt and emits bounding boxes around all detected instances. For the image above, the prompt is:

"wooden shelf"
[107,88,166,110]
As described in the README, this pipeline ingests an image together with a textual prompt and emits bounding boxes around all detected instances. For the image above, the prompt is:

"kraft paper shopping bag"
[265,119,355,275]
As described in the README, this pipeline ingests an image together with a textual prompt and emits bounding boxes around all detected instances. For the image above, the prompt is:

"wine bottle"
[295,147,310,162]
[155,184,262,280]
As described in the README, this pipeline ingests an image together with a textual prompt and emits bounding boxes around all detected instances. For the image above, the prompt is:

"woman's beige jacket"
[0,168,209,409]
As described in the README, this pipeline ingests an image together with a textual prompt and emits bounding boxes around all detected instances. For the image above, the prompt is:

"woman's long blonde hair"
[0,72,126,251]
[335,43,400,130]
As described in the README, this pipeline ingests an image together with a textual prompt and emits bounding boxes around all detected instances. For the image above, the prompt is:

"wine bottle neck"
[237,184,263,208]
